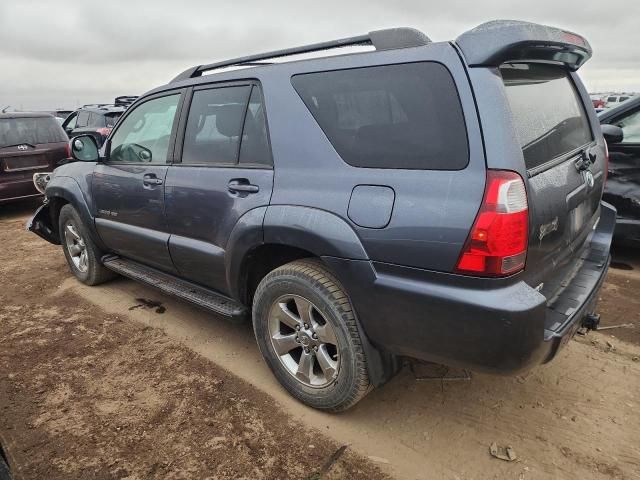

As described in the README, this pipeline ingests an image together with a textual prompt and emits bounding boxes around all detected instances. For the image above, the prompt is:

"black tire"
[58,204,115,286]
[252,259,371,412]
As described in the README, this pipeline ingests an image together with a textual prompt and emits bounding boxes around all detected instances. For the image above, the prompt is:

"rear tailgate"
[499,63,606,289]
[456,21,614,338]
[0,142,66,175]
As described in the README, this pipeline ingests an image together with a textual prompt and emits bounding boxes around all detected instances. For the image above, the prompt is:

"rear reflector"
[456,170,529,277]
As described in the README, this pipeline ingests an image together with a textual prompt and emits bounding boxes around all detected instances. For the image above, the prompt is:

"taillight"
[456,170,529,277]
[96,127,112,137]
[65,142,71,158]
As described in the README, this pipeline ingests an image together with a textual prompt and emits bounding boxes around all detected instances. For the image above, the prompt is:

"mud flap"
[26,203,60,245]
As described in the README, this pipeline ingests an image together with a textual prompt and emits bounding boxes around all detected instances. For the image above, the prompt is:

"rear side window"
[0,117,67,147]
[105,113,121,128]
[77,111,90,128]
[501,64,593,170]
[87,113,104,128]
[292,62,469,170]
[182,86,251,165]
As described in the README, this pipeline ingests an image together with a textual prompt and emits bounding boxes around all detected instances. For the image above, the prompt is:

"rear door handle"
[228,179,259,194]
[143,174,163,186]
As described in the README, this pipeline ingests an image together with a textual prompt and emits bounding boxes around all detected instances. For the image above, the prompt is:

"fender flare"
[263,205,369,260]
[225,206,269,302]
[45,176,107,251]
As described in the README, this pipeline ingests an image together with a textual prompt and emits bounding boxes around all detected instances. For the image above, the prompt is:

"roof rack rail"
[114,95,138,106]
[171,27,430,83]
[82,103,110,108]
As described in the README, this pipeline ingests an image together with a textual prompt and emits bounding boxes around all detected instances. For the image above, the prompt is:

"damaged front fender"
[26,202,60,245]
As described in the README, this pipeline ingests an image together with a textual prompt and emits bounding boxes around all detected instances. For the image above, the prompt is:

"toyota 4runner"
[28,20,617,411]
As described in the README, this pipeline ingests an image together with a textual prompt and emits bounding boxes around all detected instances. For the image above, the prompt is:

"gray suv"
[29,20,617,411]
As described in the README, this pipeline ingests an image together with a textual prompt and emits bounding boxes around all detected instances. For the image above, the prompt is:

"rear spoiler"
[455,20,592,71]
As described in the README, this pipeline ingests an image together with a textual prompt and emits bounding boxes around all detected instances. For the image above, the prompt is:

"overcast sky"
[2,0,639,110]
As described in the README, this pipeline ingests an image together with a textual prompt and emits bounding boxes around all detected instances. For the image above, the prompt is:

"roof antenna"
[1,106,11,113]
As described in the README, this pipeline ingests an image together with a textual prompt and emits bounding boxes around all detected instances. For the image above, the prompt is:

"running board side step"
[102,255,248,322]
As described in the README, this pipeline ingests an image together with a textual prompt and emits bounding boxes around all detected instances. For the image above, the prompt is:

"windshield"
[501,63,593,170]
[0,116,68,148]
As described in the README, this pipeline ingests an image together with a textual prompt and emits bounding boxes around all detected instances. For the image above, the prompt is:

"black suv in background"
[62,96,137,146]
[598,96,640,246]
[29,21,616,411]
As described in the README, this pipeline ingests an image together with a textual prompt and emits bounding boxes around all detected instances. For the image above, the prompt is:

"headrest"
[215,104,246,137]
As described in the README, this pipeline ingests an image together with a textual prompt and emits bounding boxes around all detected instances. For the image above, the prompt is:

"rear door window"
[292,62,469,170]
[181,86,252,165]
[88,113,104,128]
[239,86,272,167]
[76,111,90,128]
[501,64,593,170]
[105,113,121,128]
[0,117,67,147]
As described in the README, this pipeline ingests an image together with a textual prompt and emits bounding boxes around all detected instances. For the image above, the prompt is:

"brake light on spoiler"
[456,170,529,277]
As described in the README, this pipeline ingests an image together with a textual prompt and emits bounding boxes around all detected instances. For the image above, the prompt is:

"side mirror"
[601,124,624,144]
[70,135,99,162]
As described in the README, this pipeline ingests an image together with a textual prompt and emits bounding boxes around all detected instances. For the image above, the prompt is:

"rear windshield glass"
[0,116,67,148]
[105,113,121,128]
[501,64,593,170]
[292,62,469,170]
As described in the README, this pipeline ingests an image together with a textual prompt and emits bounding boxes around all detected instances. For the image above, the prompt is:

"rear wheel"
[252,259,371,411]
[58,204,114,286]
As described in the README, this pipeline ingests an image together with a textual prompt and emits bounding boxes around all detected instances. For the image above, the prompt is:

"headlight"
[33,172,52,194]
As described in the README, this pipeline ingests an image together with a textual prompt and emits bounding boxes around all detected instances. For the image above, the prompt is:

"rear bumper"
[324,202,616,374]
[0,177,39,203]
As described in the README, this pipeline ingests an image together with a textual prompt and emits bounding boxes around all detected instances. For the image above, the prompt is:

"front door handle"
[143,174,163,186]
[228,179,259,194]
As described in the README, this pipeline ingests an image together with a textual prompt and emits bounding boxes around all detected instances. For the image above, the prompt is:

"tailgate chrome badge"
[17,144,28,151]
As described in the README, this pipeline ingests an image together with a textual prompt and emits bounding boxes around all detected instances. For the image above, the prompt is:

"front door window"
[109,94,180,164]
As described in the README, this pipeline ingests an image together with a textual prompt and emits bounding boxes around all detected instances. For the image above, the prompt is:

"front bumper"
[324,202,616,374]
[26,201,60,245]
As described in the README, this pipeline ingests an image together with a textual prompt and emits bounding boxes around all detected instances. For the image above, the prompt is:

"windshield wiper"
[0,142,36,150]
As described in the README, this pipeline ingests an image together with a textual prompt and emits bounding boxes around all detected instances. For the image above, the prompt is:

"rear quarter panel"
[261,42,486,271]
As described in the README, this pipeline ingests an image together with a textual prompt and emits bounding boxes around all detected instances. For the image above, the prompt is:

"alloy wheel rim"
[267,294,340,388]
[64,222,88,273]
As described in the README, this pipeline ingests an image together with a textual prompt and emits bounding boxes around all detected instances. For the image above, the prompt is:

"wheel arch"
[45,176,105,250]
[226,206,397,387]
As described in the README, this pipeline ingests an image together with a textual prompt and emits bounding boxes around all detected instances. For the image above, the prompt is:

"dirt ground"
[0,200,386,480]
[1,199,640,480]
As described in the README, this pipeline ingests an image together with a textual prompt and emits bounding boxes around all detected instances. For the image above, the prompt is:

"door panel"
[165,166,273,292]
[93,164,174,271]
[92,91,183,272]
[165,84,273,293]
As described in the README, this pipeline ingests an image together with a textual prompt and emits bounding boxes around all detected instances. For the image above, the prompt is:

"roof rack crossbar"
[171,27,430,83]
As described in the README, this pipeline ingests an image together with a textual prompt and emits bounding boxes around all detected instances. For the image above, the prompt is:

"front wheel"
[58,204,114,286]
[252,259,371,411]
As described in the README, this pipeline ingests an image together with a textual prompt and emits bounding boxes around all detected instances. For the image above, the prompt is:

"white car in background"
[604,94,636,109]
